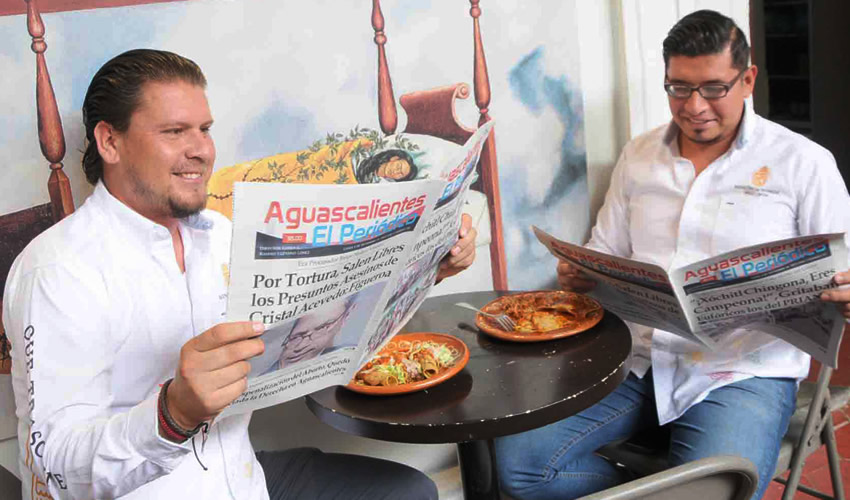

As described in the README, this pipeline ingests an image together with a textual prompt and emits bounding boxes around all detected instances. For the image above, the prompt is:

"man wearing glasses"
[494,10,850,500]
[279,298,356,367]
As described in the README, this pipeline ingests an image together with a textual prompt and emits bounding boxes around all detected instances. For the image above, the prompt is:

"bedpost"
[470,0,507,291]
[372,0,398,135]
[27,0,73,222]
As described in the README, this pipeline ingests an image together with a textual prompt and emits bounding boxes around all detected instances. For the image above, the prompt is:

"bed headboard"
[372,0,507,291]
[0,0,74,374]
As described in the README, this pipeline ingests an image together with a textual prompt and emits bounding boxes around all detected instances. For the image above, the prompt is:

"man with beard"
[493,10,850,500]
[3,49,478,499]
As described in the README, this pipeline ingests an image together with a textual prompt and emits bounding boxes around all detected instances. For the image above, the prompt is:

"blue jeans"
[493,372,797,500]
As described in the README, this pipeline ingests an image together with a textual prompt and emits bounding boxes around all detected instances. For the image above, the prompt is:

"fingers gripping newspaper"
[534,226,848,367]
[221,122,493,415]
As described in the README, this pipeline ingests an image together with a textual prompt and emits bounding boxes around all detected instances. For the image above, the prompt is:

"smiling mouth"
[173,172,204,180]
[683,117,714,126]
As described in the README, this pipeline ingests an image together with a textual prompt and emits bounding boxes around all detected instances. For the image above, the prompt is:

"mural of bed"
[0,0,589,442]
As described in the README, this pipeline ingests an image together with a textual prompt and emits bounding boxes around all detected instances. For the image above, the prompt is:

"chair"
[577,455,759,500]
[597,360,850,500]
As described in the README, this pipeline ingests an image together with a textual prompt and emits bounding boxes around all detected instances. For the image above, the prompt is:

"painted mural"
[0,0,589,432]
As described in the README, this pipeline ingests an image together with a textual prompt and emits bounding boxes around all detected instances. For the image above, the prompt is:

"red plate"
[475,291,604,342]
[346,332,469,396]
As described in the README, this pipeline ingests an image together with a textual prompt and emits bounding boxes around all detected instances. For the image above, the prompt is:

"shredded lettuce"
[374,361,407,384]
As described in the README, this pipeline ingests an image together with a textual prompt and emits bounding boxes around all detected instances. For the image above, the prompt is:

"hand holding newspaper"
[534,226,848,367]
[219,122,493,415]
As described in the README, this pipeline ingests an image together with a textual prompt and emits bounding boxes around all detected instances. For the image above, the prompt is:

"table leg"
[456,439,501,500]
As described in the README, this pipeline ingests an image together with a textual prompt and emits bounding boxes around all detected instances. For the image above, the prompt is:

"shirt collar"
[89,181,216,247]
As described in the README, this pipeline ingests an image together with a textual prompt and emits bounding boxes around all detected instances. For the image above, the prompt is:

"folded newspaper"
[533,226,848,367]
[219,121,493,416]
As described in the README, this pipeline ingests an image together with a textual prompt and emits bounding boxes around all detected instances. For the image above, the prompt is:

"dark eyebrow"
[666,78,728,85]
[158,120,215,129]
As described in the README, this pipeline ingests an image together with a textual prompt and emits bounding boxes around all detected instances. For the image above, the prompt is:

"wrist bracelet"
[158,378,205,442]
[157,401,188,443]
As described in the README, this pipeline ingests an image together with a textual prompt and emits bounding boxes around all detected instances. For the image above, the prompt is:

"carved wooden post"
[372,0,397,136]
[470,0,508,291]
[27,0,73,223]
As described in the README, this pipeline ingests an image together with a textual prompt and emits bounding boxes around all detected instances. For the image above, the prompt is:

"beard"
[128,165,207,219]
[168,195,206,218]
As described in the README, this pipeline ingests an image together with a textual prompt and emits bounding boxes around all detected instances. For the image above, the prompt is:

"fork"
[455,302,516,331]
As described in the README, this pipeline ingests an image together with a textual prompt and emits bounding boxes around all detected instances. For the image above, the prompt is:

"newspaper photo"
[534,226,848,367]
[220,122,493,416]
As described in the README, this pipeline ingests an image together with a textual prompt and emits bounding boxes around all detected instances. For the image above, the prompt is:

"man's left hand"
[436,213,478,282]
[820,270,850,320]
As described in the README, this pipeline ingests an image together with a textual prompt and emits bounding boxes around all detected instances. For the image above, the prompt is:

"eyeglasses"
[282,306,353,347]
[664,67,749,99]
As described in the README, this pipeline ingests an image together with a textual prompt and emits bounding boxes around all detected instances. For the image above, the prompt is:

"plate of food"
[346,332,469,395]
[474,291,604,342]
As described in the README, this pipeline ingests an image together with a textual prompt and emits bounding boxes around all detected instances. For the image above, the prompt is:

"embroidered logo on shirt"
[751,166,770,187]
[221,263,230,286]
[734,166,779,197]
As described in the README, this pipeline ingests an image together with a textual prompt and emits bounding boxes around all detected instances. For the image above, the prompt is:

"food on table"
[490,292,603,333]
[354,340,460,387]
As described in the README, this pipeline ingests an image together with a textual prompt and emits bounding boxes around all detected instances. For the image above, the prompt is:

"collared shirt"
[3,183,267,499]
[587,104,850,424]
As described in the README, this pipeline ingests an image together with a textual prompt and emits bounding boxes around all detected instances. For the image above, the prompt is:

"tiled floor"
[763,406,850,499]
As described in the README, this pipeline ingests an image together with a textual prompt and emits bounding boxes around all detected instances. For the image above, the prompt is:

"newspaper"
[219,121,493,416]
[533,226,848,367]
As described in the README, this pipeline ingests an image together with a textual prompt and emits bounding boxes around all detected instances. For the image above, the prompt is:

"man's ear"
[93,121,121,165]
[742,65,758,98]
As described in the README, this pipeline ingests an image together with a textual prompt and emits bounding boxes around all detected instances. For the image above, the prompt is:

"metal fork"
[455,302,516,331]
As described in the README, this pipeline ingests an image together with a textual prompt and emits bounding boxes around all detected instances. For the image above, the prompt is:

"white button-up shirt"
[3,183,268,499]
[587,105,850,424]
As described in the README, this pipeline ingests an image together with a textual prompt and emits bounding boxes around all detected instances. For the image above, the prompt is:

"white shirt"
[3,183,268,499]
[587,105,850,424]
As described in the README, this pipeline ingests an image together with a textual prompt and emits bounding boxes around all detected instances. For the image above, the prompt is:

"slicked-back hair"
[663,9,750,71]
[81,49,207,185]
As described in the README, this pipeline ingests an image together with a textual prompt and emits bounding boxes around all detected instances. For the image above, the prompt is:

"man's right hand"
[556,260,597,293]
[166,322,265,430]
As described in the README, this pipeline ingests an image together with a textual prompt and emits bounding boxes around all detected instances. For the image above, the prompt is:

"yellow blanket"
[206,137,373,220]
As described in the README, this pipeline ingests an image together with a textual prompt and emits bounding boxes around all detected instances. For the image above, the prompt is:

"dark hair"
[81,49,207,185]
[354,149,418,183]
[663,10,749,70]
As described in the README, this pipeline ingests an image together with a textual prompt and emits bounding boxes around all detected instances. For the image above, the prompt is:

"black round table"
[306,291,632,500]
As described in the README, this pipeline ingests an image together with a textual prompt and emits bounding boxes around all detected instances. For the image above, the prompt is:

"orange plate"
[475,291,604,342]
[346,332,469,396]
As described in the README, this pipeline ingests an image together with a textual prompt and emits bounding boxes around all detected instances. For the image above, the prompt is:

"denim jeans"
[493,372,797,500]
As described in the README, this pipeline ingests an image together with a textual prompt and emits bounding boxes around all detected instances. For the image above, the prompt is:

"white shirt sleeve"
[586,149,632,257]
[793,145,850,261]
[6,262,191,499]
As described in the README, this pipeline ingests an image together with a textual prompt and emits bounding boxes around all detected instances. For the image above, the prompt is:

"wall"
[620,0,749,139]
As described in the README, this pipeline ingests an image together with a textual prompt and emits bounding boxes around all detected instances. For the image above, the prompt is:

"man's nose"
[683,90,709,114]
[186,130,215,164]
